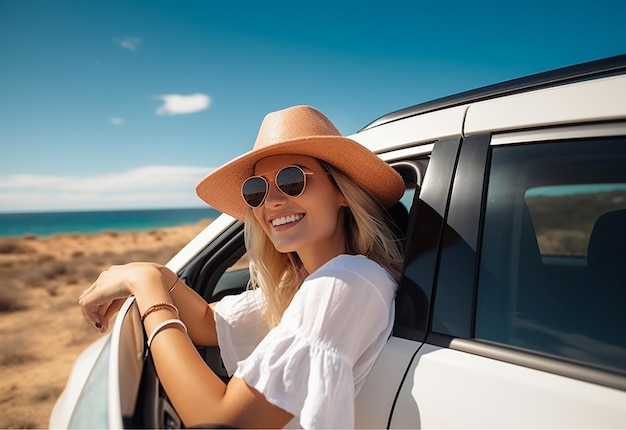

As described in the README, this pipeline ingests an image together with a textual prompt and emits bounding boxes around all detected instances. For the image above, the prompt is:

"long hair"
[244,160,404,328]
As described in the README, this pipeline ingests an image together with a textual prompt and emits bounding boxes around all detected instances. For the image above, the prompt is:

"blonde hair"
[244,161,404,328]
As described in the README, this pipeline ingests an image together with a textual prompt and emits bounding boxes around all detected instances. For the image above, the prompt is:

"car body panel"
[166,213,239,273]
[50,298,141,429]
[49,335,110,428]
[391,343,626,429]
[464,75,626,135]
[354,337,421,429]
[351,105,466,152]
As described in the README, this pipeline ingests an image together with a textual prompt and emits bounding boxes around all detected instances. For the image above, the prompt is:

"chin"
[271,239,300,254]
[274,245,297,254]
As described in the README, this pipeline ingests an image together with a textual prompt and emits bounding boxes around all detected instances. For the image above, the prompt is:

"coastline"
[0,207,221,238]
[0,219,213,428]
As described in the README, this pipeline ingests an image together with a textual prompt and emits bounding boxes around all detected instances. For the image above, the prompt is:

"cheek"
[324,207,342,230]
[252,207,263,223]
[252,209,271,235]
[312,200,344,232]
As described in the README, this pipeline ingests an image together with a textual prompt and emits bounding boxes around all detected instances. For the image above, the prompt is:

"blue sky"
[1,0,625,213]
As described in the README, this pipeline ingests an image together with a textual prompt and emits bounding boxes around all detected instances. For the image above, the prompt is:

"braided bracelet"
[146,318,187,348]
[141,302,179,322]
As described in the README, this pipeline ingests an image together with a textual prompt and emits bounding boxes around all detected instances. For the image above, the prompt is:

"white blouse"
[213,254,397,429]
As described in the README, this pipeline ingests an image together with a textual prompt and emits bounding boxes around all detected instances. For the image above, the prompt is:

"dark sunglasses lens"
[277,167,305,197]
[242,177,267,207]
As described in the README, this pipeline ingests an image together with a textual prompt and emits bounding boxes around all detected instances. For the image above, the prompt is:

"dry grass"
[0,233,196,313]
[0,220,211,428]
[0,287,27,312]
[0,335,37,366]
[0,239,37,255]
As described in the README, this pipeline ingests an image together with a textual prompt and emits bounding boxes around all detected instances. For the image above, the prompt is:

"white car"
[51,54,626,428]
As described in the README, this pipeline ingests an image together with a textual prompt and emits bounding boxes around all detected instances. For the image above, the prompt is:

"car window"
[475,137,626,373]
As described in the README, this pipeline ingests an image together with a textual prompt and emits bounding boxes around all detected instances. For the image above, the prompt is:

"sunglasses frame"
[241,165,320,208]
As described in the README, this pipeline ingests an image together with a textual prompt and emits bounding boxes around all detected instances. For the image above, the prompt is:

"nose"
[263,181,288,208]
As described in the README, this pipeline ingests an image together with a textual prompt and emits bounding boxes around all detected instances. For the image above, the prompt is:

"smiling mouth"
[271,214,304,227]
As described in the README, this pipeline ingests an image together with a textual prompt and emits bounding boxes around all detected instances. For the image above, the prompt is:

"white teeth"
[271,214,303,226]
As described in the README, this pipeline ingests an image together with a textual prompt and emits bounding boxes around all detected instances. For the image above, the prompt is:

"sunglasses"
[242,165,326,208]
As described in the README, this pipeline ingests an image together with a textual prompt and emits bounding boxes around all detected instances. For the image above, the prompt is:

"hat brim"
[196,135,404,221]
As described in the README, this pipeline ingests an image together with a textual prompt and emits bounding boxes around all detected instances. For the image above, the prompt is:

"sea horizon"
[0,207,222,238]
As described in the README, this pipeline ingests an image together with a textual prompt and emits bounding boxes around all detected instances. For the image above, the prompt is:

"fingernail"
[95,322,102,330]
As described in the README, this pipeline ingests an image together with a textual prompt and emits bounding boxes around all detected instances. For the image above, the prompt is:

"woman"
[79,105,405,429]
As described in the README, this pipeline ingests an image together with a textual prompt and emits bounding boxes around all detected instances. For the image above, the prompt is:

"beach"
[0,220,212,428]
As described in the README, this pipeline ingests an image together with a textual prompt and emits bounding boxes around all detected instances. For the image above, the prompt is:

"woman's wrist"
[127,264,168,297]
[129,263,178,294]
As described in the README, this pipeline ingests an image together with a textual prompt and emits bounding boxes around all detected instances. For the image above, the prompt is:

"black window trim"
[395,137,463,342]
[428,134,491,341]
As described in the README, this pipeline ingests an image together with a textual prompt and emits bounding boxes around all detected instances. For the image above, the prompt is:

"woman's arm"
[157,265,218,346]
[80,262,218,346]
[80,263,292,428]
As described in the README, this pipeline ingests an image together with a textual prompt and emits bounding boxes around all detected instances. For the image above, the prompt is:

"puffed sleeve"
[214,288,268,376]
[233,255,396,429]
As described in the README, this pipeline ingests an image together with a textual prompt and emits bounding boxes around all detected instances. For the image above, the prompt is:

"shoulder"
[306,254,397,302]
[317,254,395,285]
[281,255,396,352]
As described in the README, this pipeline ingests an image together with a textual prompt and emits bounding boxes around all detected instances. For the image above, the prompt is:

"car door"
[387,125,626,428]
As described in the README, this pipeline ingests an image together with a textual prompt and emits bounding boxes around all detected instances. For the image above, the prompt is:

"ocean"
[0,207,222,238]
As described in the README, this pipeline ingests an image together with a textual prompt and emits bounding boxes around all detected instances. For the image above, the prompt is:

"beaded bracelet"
[146,318,187,348]
[141,302,179,322]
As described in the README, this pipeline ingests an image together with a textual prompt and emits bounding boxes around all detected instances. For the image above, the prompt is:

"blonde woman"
[79,105,405,429]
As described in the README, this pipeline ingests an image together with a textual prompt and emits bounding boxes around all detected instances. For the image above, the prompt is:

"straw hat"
[196,105,404,221]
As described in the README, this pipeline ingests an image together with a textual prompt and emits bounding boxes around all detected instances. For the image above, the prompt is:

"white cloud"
[0,166,214,212]
[110,117,125,125]
[115,36,143,51]
[156,93,211,116]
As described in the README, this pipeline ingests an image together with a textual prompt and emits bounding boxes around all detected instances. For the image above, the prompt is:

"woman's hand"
[79,262,166,333]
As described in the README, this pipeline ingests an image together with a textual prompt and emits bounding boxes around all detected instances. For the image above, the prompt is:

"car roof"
[361,54,626,132]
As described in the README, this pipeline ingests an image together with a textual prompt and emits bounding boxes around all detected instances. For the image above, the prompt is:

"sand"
[0,220,212,429]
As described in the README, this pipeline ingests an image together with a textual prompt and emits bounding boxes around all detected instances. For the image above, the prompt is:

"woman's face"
[251,154,347,271]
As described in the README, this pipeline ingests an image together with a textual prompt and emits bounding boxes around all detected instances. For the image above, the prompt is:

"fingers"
[79,294,107,332]
[78,301,107,332]
[79,263,162,332]
[79,267,130,332]
[103,298,126,321]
